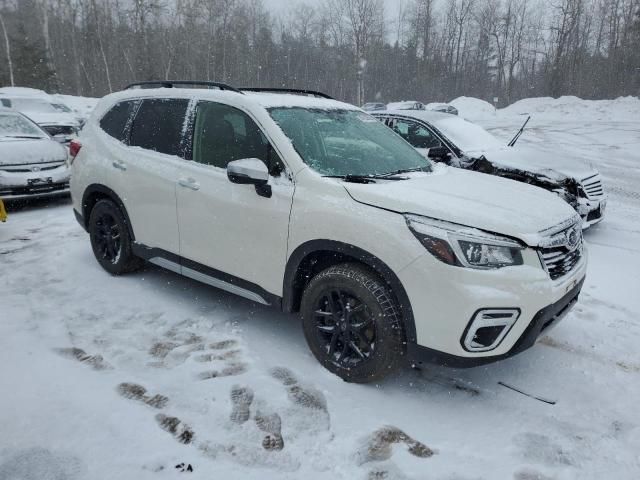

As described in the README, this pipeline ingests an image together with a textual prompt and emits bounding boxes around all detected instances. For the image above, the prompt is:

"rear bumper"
[408,276,584,368]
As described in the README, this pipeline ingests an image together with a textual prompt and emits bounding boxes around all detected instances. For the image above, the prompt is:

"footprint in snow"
[54,347,113,370]
[229,385,285,451]
[198,363,248,380]
[155,414,195,445]
[117,382,169,409]
[270,366,328,411]
[355,425,435,466]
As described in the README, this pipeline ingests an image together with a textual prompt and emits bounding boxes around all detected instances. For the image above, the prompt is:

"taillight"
[69,139,82,161]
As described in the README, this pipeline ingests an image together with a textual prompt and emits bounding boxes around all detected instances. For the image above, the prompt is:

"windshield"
[0,113,47,138]
[432,116,503,152]
[8,98,60,113]
[269,107,431,176]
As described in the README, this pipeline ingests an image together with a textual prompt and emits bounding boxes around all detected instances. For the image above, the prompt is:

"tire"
[88,199,143,275]
[300,263,406,383]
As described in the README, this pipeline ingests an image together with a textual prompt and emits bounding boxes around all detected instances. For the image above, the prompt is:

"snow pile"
[502,95,640,122]
[451,94,640,123]
[448,96,495,120]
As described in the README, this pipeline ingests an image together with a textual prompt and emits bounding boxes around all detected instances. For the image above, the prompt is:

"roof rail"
[239,87,334,100]
[125,81,243,94]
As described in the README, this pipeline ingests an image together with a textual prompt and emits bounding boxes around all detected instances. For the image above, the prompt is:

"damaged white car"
[374,110,607,228]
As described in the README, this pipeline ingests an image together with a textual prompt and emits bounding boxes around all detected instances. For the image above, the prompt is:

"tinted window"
[193,101,283,175]
[389,118,442,149]
[0,99,10,107]
[130,98,189,157]
[100,100,139,142]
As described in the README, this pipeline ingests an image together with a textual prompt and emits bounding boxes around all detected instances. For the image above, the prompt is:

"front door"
[176,100,294,303]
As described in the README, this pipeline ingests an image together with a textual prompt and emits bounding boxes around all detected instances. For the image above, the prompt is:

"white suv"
[70,81,587,382]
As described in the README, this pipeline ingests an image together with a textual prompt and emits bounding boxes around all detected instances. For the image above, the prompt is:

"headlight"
[405,214,524,269]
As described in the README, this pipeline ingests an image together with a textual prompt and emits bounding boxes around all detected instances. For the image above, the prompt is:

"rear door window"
[100,100,139,142]
[130,98,190,157]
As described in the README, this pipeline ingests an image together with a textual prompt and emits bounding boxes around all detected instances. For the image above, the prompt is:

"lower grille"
[540,245,583,280]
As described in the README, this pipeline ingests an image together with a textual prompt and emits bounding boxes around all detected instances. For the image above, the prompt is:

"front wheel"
[300,263,406,383]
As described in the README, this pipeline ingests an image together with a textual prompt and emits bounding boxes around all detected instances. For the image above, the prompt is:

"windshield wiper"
[322,174,408,183]
[378,166,429,177]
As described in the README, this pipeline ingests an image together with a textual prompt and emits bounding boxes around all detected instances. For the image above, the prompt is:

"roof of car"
[374,109,454,124]
[97,87,358,116]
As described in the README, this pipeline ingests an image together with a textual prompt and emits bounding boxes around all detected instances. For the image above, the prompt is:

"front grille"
[540,245,583,280]
[581,174,605,200]
[43,125,76,136]
[0,161,65,173]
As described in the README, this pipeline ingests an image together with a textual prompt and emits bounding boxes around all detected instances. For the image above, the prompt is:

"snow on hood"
[0,138,67,165]
[470,145,597,182]
[342,166,577,245]
[24,112,80,127]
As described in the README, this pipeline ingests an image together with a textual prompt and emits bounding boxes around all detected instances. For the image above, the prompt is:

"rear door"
[112,97,190,256]
[176,100,294,302]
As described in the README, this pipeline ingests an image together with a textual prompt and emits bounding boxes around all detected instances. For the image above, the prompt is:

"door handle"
[178,178,200,191]
[112,161,127,171]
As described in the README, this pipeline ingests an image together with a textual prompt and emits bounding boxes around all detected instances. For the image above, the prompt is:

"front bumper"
[577,196,606,228]
[398,245,587,366]
[0,164,71,199]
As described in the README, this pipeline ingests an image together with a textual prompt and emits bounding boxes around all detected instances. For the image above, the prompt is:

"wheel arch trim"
[283,239,417,344]
[81,184,136,241]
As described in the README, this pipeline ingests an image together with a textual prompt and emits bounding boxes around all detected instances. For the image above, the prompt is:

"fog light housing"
[462,309,520,352]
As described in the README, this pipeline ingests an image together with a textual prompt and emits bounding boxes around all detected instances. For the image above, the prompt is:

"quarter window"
[129,98,189,157]
[100,100,139,142]
[192,101,283,175]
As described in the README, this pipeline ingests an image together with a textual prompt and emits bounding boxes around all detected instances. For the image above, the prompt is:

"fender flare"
[283,239,417,345]
[81,184,136,240]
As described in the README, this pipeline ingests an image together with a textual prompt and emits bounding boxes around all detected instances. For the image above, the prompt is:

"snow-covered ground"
[2,96,640,480]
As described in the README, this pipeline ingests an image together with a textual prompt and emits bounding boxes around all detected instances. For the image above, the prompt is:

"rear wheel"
[300,263,405,383]
[88,199,143,275]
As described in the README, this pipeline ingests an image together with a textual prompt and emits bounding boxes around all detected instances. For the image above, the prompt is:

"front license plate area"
[28,177,53,186]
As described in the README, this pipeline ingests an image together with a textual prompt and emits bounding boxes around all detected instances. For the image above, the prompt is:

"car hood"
[342,166,577,246]
[467,145,597,182]
[0,137,67,165]
[23,112,80,127]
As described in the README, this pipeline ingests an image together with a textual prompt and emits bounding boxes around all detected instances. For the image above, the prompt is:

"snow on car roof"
[380,109,452,122]
[386,101,421,109]
[95,88,358,118]
[245,92,358,111]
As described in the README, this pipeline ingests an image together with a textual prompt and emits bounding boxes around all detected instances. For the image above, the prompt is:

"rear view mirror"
[427,146,450,161]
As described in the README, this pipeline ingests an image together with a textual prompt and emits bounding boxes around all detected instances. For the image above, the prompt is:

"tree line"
[0,0,638,106]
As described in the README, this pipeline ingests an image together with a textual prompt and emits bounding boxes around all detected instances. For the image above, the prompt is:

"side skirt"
[132,244,282,309]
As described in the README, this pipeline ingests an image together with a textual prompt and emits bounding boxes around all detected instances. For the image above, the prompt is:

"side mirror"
[427,146,451,161]
[227,158,271,198]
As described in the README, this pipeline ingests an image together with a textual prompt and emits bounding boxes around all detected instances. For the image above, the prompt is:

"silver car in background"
[0,95,81,143]
[0,109,70,199]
